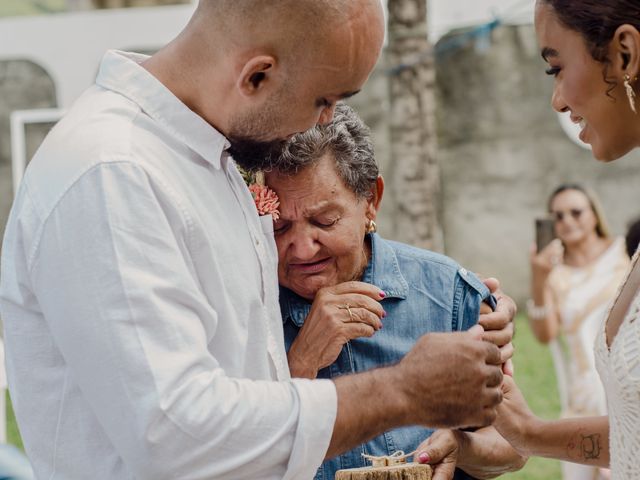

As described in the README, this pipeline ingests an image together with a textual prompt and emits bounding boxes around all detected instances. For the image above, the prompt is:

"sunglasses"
[551,208,584,222]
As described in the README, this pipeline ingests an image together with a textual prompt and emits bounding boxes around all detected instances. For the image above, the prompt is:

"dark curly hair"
[540,1,640,63]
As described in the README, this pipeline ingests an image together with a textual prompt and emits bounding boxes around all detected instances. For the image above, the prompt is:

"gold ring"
[339,304,355,322]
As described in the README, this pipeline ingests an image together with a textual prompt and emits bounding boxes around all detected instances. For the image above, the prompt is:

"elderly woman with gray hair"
[263,104,524,480]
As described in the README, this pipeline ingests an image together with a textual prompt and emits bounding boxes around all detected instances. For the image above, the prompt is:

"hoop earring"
[624,73,637,114]
[367,220,377,234]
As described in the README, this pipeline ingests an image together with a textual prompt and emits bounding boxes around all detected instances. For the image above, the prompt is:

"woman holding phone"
[484,1,640,478]
[528,184,628,479]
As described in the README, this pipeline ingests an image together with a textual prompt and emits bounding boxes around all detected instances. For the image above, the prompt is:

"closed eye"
[545,66,561,77]
[313,218,338,228]
[273,221,290,234]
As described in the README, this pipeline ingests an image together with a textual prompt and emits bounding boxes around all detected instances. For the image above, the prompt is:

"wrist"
[376,364,413,427]
[287,350,319,379]
[526,299,548,321]
[515,415,544,457]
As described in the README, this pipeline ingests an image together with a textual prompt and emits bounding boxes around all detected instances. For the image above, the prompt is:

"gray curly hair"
[273,103,378,199]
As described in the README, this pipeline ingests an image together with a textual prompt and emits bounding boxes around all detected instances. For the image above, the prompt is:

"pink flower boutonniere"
[248,183,280,220]
[239,169,280,220]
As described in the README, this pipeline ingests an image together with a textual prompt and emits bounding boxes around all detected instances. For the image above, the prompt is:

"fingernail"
[382,310,387,318]
[379,291,386,298]
[418,452,430,463]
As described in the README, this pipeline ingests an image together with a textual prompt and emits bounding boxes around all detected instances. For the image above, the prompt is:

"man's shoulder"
[22,87,176,214]
[29,88,139,170]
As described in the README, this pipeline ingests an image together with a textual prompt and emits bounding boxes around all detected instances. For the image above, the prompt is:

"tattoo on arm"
[580,434,601,460]
[567,432,601,462]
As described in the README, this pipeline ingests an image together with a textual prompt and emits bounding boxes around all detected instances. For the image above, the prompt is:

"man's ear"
[236,55,277,97]
[611,24,640,77]
[366,175,385,220]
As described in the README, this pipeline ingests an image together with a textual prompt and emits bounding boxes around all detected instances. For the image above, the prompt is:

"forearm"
[527,313,558,344]
[327,366,408,458]
[519,416,609,467]
[527,283,559,343]
[531,275,546,305]
[456,427,527,479]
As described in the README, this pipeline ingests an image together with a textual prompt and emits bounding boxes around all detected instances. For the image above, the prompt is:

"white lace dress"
[594,252,640,479]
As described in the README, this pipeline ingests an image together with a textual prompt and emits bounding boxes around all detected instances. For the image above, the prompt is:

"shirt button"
[459,267,467,276]
[255,238,260,245]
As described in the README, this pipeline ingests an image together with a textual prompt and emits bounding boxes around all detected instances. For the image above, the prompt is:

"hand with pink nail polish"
[287,281,385,379]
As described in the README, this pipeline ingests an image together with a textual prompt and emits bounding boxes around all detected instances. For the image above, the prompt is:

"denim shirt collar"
[280,233,409,327]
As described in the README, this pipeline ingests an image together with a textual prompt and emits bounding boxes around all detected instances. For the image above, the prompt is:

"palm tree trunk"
[386,0,443,252]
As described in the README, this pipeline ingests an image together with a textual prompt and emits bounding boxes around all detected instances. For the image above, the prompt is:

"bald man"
[0,1,504,479]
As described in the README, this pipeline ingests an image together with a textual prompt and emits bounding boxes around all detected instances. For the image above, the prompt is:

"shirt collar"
[361,233,409,299]
[95,50,229,169]
[280,233,409,328]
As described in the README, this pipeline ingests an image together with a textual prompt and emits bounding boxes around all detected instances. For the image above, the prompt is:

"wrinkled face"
[228,4,384,170]
[550,189,599,246]
[535,2,639,161]
[265,153,375,300]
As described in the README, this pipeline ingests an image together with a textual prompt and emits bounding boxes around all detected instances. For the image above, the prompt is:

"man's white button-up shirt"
[0,50,337,479]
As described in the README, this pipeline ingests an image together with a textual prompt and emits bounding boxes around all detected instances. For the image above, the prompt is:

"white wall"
[429,0,534,40]
[0,3,196,108]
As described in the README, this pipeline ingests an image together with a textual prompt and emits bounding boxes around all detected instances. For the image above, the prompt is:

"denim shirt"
[280,234,492,480]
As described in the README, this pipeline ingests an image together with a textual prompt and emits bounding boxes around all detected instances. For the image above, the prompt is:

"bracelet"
[526,299,548,321]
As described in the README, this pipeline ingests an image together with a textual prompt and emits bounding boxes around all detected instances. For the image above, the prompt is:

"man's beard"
[227,135,289,173]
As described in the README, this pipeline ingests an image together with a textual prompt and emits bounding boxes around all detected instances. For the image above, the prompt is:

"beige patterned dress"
[547,238,630,417]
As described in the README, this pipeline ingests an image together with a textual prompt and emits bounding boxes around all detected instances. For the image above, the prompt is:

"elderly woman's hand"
[413,429,461,480]
[478,278,516,375]
[415,426,528,479]
[287,281,385,378]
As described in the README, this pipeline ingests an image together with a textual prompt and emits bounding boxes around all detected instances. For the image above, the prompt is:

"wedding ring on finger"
[338,304,355,322]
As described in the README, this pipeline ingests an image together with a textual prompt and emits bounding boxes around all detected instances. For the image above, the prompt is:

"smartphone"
[535,218,556,252]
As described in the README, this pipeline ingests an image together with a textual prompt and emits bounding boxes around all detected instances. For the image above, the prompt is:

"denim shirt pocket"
[452,268,491,332]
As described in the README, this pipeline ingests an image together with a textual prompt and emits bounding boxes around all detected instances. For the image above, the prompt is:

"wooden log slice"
[334,462,432,480]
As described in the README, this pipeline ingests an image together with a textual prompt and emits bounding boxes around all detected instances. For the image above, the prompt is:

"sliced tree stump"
[335,462,432,480]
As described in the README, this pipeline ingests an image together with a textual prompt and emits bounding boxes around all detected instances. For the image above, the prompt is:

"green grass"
[4,314,563,478]
[503,314,562,479]
[7,390,23,451]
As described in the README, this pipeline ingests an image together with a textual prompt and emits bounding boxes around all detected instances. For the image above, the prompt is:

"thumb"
[482,276,500,293]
